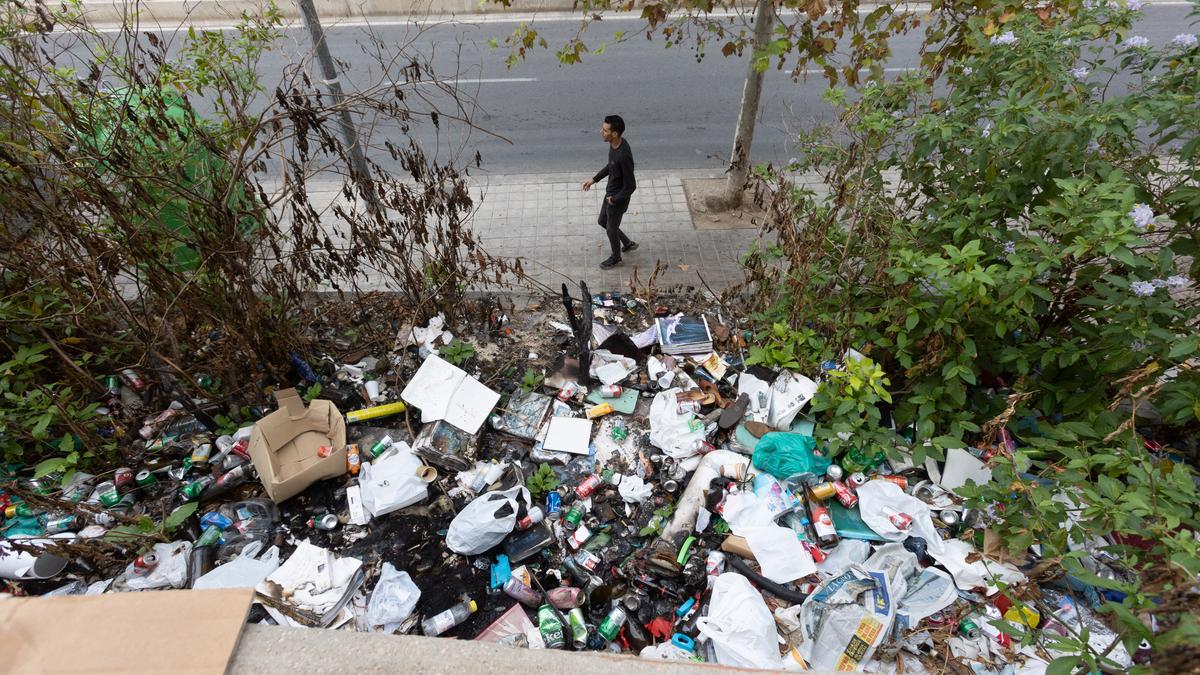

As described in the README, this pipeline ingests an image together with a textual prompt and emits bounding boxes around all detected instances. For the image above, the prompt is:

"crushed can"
[599,385,623,398]
[883,506,913,531]
[574,549,601,572]
[130,552,159,576]
[547,586,584,610]
[503,577,543,608]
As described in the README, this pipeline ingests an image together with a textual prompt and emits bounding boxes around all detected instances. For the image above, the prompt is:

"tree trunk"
[707,0,776,212]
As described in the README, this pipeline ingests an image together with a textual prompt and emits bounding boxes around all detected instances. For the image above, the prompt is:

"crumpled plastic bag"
[648,388,706,459]
[855,480,945,554]
[366,563,422,633]
[767,371,817,430]
[618,474,654,504]
[124,541,191,591]
[928,538,1025,596]
[446,485,531,555]
[742,524,816,583]
[752,433,830,479]
[193,541,280,590]
[258,539,362,616]
[359,443,429,518]
[816,538,872,577]
[696,573,781,669]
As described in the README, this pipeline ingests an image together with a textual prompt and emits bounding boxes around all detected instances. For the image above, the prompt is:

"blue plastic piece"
[489,554,511,590]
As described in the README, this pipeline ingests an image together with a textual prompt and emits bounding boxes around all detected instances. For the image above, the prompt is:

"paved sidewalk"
[296,169,777,295]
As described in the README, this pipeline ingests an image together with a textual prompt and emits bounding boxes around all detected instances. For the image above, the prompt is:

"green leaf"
[931,435,963,449]
[1045,655,1079,675]
[164,502,199,532]
[33,457,68,478]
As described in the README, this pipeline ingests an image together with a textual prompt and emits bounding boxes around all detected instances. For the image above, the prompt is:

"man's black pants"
[597,197,633,259]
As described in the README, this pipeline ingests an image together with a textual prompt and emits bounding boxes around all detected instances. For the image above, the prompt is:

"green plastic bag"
[751,432,831,479]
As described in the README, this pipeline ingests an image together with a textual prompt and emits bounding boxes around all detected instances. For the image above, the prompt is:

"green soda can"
[135,469,158,488]
[563,506,583,531]
[181,475,214,501]
[97,481,122,508]
[567,607,588,649]
[597,605,628,642]
[43,515,80,534]
[368,434,394,459]
[537,604,566,649]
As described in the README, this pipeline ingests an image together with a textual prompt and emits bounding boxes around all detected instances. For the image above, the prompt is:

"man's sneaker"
[622,241,639,253]
[600,256,622,270]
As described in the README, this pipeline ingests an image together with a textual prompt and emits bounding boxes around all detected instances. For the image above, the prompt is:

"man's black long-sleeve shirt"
[593,139,636,204]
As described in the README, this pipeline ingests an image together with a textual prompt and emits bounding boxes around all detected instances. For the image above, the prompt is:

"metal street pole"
[295,0,382,216]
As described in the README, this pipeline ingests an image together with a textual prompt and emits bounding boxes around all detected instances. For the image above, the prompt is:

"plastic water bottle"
[422,598,477,636]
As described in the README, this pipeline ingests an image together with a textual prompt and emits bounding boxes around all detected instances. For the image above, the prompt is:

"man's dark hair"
[604,115,625,136]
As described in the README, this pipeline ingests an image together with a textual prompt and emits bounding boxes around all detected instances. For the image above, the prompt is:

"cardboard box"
[0,588,253,674]
[248,388,347,503]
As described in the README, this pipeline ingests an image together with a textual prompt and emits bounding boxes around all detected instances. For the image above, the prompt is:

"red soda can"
[131,552,159,576]
[575,474,603,499]
[884,507,913,531]
[516,506,545,530]
[231,438,251,460]
[113,467,136,494]
[874,474,909,491]
[557,382,580,401]
[803,541,828,563]
[833,481,858,508]
[848,472,868,488]
[599,385,623,398]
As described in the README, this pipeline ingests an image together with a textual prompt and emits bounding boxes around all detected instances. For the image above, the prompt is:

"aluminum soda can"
[547,586,584,610]
[556,382,580,402]
[939,509,960,527]
[874,474,909,491]
[134,469,158,488]
[131,552,159,576]
[575,474,603,499]
[959,617,981,640]
[826,464,845,481]
[809,481,837,501]
[503,577,543,608]
[848,472,868,488]
[537,604,567,649]
[516,506,545,530]
[597,606,628,642]
[563,506,583,530]
[97,481,121,508]
[567,607,588,649]
[883,506,913,531]
[567,524,592,550]
[599,385,623,398]
[311,513,339,530]
[545,491,562,516]
[44,515,79,534]
[676,399,701,415]
[113,467,136,494]
[832,481,859,509]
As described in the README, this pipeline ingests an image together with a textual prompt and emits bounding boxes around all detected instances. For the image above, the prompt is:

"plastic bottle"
[422,598,477,636]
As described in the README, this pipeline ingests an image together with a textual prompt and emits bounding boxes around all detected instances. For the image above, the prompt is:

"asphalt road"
[86,5,1198,175]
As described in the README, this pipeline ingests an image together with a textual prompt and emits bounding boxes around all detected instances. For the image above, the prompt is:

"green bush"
[742,2,1200,668]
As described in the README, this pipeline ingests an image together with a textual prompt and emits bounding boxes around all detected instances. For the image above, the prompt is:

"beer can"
[556,382,580,402]
[119,368,146,391]
[503,577,543,608]
[134,469,158,487]
[574,549,601,572]
[567,607,588,649]
[537,604,567,649]
[368,435,393,459]
[575,474,603,499]
[676,399,701,415]
[809,482,837,500]
[939,509,960,527]
[958,617,981,640]
[599,385,623,398]
[597,606,628,642]
[113,467,135,494]
[44,515,79,534]
[848,472,868,488]
[833,481,859,508]
[563,506,583,530]
[97,481,122,508]
[826,464,845,481]
[545,491,562,516]
[311,513,339,530]
[195,525,222,547]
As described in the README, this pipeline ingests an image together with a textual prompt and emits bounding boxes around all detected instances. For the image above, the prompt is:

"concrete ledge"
[229,623,790,673]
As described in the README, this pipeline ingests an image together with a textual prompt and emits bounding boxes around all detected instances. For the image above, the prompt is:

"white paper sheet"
[543,417,593,455]
[400,355,500,434]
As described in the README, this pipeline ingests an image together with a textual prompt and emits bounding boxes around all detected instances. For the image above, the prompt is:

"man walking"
[582,115,638,269]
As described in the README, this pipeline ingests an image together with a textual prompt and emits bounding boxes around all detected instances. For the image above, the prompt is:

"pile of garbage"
[0,288,1141,672]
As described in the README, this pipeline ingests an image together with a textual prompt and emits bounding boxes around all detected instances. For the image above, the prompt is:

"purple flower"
[963,66,974,75]
[1130,339,1147,351]
[1172,34,1198,49]
[1122,36,1150,50]
[1129,203,1155,229]
[1166,275,1190,288]
[991,32,1018,46]
[981,121,993,138]
[1126,0,1145,10]
[1070,67,1090,80]
[1131,281,1156,297]
[1151,278,1169,288]
[1003,241,1017,254]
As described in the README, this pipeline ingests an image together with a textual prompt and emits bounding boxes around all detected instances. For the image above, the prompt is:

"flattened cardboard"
[248,388,347,503]
[0,588,253,674]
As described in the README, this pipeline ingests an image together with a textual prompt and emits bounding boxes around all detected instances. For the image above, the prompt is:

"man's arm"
[593,165,610,183]
[613,149,636,201]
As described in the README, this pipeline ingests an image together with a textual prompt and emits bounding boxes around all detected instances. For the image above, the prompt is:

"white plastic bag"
[193,541,280,590]
[856,480,945,555]
[366,563,421,632]
[767,371,818,430]
[648,388,706,459]
[618,475,654,504]
[742,524,816,583]
[446,485,531,555]
[695,573,780,669]
[359,443,429,518]
[124,541,192,590]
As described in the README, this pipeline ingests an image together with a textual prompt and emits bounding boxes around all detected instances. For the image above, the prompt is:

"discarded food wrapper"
[246,388,347,503]
[401,354,500,435]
